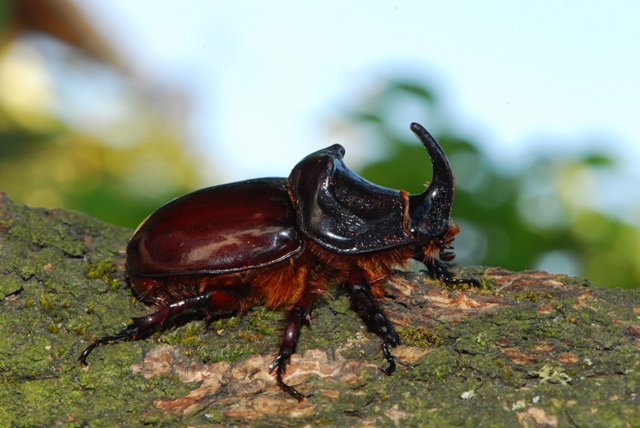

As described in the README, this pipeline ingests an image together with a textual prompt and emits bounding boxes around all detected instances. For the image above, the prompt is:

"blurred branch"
[9,0,132,73]
[0,0,206,228]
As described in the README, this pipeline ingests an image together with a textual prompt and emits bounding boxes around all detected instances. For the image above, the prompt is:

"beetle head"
[288,122,457,256]
[407,122,455,243]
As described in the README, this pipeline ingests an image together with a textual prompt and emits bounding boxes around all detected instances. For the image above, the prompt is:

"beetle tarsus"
[425,258,479,287]
[79,325,139,365]
[269,353,305,402]
[381,339,397,375]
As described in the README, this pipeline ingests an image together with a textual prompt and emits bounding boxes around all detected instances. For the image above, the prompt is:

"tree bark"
[0,192,638,427]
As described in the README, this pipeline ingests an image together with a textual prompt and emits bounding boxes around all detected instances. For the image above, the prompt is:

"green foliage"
[345,80,640,289]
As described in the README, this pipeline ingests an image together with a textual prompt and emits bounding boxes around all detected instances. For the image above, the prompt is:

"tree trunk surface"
[1,192,638,427]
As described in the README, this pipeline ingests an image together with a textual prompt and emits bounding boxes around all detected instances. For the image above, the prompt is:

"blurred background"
[0,1,639,288]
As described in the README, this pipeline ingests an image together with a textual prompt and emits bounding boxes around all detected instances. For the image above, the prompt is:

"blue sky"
[85,1,640,190]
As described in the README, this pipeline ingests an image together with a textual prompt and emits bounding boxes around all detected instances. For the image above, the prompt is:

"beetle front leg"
[425,257,479,286]
[269,289,316,402]
[347,270,400,375]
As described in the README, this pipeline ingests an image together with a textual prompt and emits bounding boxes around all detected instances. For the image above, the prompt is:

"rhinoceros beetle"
[79,122,476,401]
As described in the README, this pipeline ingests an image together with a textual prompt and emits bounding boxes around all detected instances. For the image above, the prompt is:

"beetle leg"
[347,270,400,375]
[78,324,140,365]
[424,257,479,286]
[79,289,243,364]
[269,289,316,402]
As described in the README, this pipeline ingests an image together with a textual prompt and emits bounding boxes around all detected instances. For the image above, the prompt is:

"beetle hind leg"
[79,288,244,364]
[347,270,400,375]
[78,324,140,365]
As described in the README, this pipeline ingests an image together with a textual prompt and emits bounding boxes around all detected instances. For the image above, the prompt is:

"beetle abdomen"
[126,178,302,277]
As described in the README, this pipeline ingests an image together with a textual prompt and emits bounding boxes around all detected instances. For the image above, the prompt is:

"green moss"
[46,323,60,334]
[86,259,115,280]
[212,318,223,331]
[226,316,240,329]
[329,293,352,314]
[39,292,54,311]
[398,325,443,348]
[510,290,553,302]
[86,259,121,291]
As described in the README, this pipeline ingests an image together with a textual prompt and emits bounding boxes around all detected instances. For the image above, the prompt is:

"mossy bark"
[1,192,638,427]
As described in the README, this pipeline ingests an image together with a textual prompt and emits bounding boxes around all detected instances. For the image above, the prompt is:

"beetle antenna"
[407,122,455,238]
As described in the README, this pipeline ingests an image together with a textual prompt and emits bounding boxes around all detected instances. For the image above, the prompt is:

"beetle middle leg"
[347,269,400,375]
[269,287,317,402]
[79,288,244,364]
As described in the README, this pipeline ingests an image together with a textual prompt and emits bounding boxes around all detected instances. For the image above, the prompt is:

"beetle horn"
[408,122,454,238]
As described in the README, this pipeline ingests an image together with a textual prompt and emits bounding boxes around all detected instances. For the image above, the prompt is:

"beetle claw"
[268,354,283,373]
[381,339,397,375]
[269,353,305,401]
